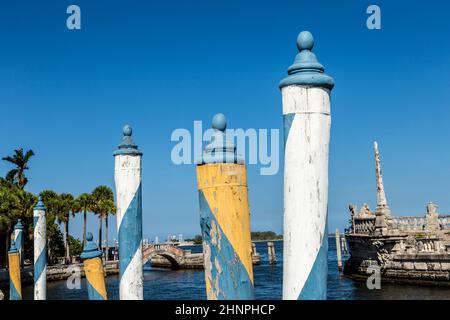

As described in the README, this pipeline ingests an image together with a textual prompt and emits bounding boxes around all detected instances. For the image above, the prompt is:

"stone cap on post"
[80,232,103,260]
[9,239,18,254]
[113,125,143,156]
[279,31,334,90]
[34,196,46,211]
[14,219,23,231]
[199,113,244,165]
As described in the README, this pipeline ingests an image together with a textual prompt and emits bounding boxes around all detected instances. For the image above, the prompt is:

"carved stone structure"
[344,143,450,285]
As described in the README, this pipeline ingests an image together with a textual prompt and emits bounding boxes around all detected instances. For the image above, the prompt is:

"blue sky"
[1,1,449,243]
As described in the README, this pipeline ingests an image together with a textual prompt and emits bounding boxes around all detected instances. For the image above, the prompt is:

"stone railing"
[353,217,376,234]
[391,215,450,232]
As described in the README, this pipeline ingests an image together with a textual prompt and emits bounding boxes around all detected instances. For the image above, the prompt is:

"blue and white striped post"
[33,196,47,300]
[114,125,143,300]
[13,219,24,268]
[279,31,334,300]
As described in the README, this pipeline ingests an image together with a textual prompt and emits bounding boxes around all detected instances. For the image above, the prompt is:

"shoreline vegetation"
[0,147,116,267]
[186,231,283,245]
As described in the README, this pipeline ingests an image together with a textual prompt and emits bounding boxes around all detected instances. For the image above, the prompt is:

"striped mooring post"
[114,125,144,300]
[80,232,108,300]
[13,219,24,268]
[335,229,342,271]
[8,239,22,300]
[34,197,47,300]
[196,113,254,300]
[279,31,334,300]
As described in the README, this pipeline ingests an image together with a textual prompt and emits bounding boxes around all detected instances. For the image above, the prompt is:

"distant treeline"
[251,231,283,241]
[186,231,282,245]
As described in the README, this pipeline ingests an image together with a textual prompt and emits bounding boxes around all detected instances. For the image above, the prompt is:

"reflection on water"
[21,240,450,300]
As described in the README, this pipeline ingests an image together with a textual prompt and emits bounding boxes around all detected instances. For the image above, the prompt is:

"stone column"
[114,125,143,300]
[279,31,334,300]
[196,113,254,300]
[373,142,391,236]
[33,197,47,300]
[80,233,108,300]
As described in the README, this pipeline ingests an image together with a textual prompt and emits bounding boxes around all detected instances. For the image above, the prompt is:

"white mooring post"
[335,229,342,271]
[33,197,47,300]
[279,31,334,300]
[114,125,144,300]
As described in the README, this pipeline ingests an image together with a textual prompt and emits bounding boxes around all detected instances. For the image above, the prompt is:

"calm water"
[21,239,450,300]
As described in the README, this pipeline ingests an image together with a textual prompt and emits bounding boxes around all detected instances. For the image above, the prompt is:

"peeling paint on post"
[13,219,24,268]
[114,125,144,300]
[33,197,47,300]
[279,31,334,300]
[8,240,21,300]
[196,113,254,300]
[80,232,108,300]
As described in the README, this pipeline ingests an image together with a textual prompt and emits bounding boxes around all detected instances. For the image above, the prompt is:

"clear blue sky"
[1,1,449,243]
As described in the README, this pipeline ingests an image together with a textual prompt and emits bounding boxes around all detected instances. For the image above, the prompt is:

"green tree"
[67,235,83,257]
[91,186,116,261]
[76,193,93,245]
[40,190,65,264]
[2,148,34,189]
[0,182,20,263]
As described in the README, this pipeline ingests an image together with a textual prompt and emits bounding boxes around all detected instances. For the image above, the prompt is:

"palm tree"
[76,193,93,245]
[91,186,116,260]
[2,148,34,189]
[58,193,75,264]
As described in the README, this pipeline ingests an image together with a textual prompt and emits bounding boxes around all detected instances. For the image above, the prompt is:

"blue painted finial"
[279,31,334,90]
[114,124,143,156]
[200,113,243,165]
[297,31,314,51]
[14,219,23,230]
[80,232,103,260]
[34,196,46,211]
[9,239,18,253]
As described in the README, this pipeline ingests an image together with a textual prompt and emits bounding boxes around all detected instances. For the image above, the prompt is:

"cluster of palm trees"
[40,186,116,263]
[0,148,116,265]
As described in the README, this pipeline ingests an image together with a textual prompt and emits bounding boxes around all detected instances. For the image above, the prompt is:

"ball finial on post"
[297,31,314,51]
[123,125,132,137]
[212,113,227,131]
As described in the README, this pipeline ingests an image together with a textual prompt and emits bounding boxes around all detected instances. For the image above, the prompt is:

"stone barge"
[344,142,450,286]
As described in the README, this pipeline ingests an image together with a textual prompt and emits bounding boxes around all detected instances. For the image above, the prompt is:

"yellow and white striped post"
[80,232,107,300]
[196,113,254,300]
[8,239,22,300]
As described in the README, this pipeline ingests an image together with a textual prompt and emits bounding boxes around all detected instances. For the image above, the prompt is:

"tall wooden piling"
[279,31,334,300]
[114,125,144,300]
[268,242,277,265]
[196,113,254,300]
[335,229,342,271]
